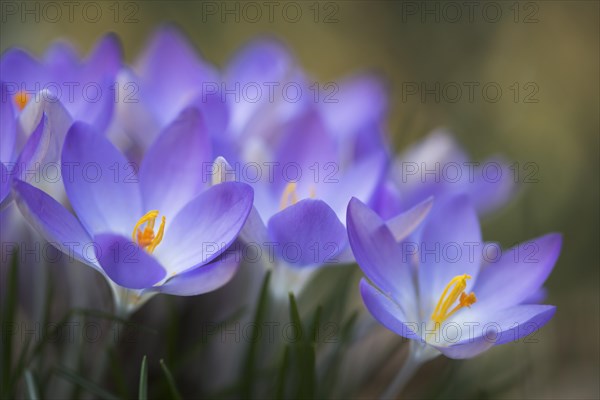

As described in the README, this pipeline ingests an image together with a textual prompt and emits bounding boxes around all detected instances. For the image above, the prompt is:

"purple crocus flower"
[110,26,224,153]
[14,107,254,315]
[347,194,561,360]
[1,33,121,134]
[383,129,515,217]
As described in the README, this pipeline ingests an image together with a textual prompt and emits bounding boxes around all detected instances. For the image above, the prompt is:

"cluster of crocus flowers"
[2,25,561,368]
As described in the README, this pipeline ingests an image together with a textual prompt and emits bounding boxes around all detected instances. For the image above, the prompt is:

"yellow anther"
[132,210,165,253]
[14,91,30,111]
[430,274,476,327]
[279,182,299,210]
[279,182,318,210]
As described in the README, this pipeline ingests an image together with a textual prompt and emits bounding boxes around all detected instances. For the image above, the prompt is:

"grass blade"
[288,293,316,399]
[1,250,18,398]
[275,345,290,399]
[55,365,118,400]
[24,369,39,400]
[138,355,148,400]
[241,270,271,398]
[159,359,182,400]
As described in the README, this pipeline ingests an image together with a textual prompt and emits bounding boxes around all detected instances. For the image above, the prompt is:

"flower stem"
[380,341,436,399]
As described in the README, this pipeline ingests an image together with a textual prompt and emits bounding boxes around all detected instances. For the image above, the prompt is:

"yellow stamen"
[14,91,30,111]
[279,182,299,210]
[279,182,318,210]
[430,274,477,327]
[132,210,166,253]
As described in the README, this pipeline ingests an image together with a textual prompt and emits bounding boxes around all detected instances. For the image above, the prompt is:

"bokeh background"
[2,1,598,399]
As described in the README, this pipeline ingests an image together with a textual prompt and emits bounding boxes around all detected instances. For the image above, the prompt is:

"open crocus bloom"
[347,195,561,359]
[1,33,121,134]
[14,107,254,315]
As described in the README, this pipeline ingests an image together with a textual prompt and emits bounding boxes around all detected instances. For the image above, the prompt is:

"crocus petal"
[468,156,516,214]
[155,182,253,275]
[449,304,557,347]
[347,197,417,314]
[321,152,386,220]
[0,163,10,206]
[15,115,49,182]
[13,180,100,269]
[152,250,241,296]
[418,195,482,318]
[386,196,433,242]
[472,234,562,311]
[225,37,294,135]
[76,33,123,131]
[432,333,496,360]
[392,130,468,210]
[226,37,293,88]
[370,180,403,220]
[273,108,338,191]
[268,199,346,267]
[320,75,387,140]
[94,233,166,289]
[83,33,123,80]
[61,122,142,236]
[0,83,16,163]
[136,25,218,124]
[43,41,79,76]
[17,90,72,159]
[0,49,45,91]
[359,279,422,341]
[212,157,270,246]
[139,107,211,218]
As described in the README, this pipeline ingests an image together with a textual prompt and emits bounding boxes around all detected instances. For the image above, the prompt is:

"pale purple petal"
[449,304,557,346]
[0,163,10,205]
[17,90,72,161]
[75,33,123,131]
[153,250,241,296]
[0,49,46,90]
[360,279,421,341]
[13,180,100,269]
[385,196,433,242]
[61,122,142,236]
[139,107,211,218]
[94,234,166,289]
[0,83,16,163]
[418,195,482,318]
[472,234,562,311]
[211,156,269,246]
[347,197,416,314]
[155,182,253,275]
[15,115,49,182]
[432,333,496,359]
[370,180,403,220]
[225,37,295,135]
[268,199,346,266]
[273,108,338,191]
[136,25,218,125]
[320,152,386,220]
[468,156,517,214]
[320,75,387,140]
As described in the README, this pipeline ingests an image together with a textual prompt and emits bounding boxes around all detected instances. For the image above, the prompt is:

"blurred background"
[2,1,598,399]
